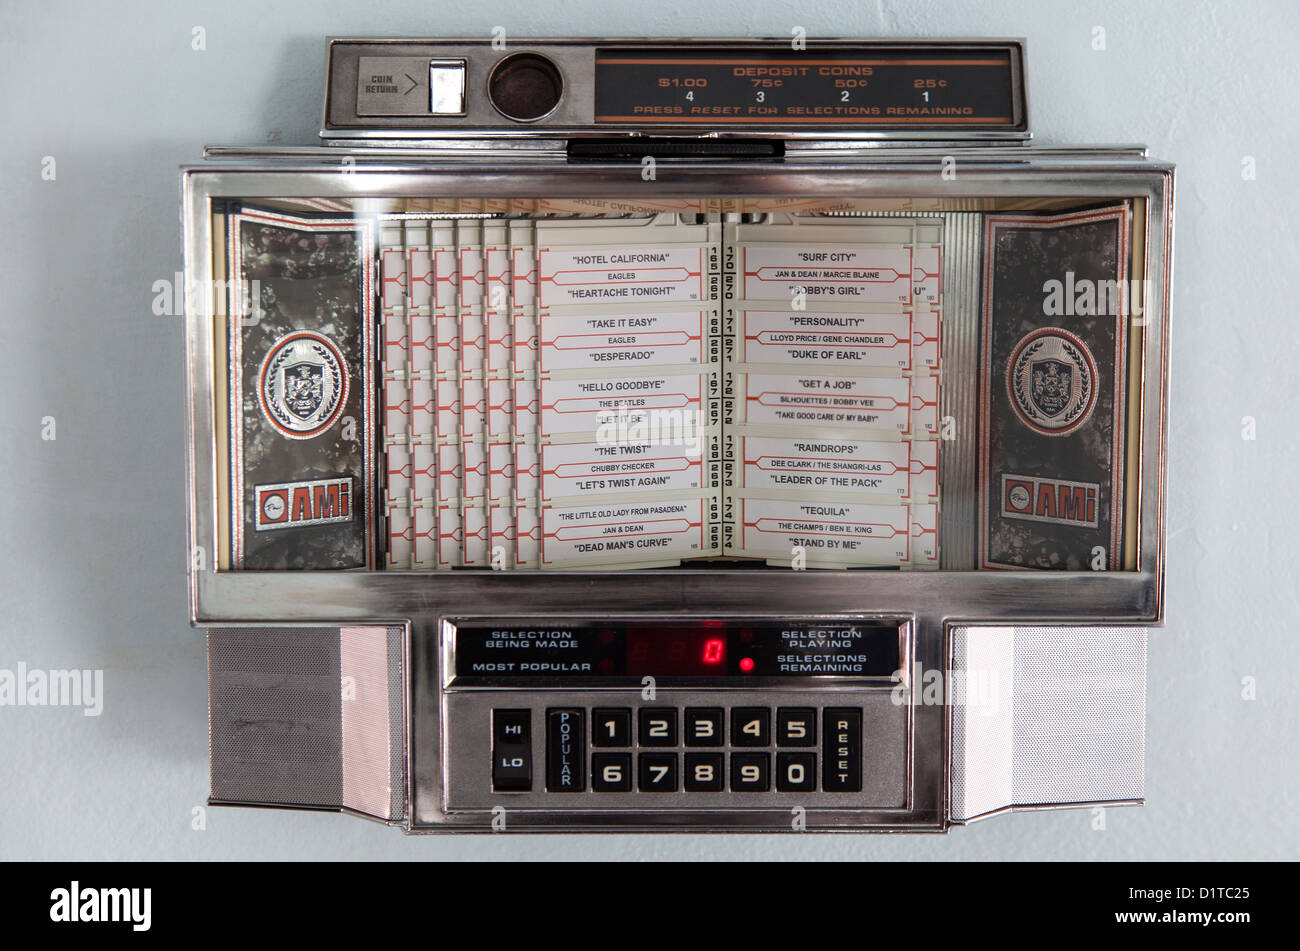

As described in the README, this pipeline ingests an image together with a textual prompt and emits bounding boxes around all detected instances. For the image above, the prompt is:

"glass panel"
[207,196,1151,573]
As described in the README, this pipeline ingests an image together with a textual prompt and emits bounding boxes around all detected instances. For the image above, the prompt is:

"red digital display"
[626,624,727,676]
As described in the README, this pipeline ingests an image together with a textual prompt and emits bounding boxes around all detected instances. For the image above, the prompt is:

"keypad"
[638,708,678,747]
[639,754,679,792]
[684,753,725,791]
[591,752,632,791]
[776,752,817,792]
[683,707,724,747]
[592,708,631,747]
[496,704,864,795]
[731,708,771,747]
[776,708,817,747]
[730,753,771,791]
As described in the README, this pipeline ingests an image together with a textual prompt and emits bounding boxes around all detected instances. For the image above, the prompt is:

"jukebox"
[183,37,1172,831]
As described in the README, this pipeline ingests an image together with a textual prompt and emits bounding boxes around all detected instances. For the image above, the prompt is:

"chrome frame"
[183,118,1172,834]
[321,36,1030,143]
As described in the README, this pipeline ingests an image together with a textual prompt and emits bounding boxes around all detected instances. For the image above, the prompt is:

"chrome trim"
[183,146,1173,833]
[321,36,1031,141]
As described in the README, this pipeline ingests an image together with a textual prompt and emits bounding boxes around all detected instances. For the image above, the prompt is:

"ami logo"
[1001,473,1100,529]
[255,477,353,532]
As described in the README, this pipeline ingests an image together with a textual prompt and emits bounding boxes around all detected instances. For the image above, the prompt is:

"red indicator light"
[739,657,755,673]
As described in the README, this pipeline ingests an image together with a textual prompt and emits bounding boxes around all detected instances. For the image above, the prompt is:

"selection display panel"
[448,616,905,682]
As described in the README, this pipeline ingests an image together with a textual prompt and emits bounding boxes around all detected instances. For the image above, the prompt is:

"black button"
[592,753,632,792]
[546,709,585,792]
[494,708,530,746]
[592,708,631,747]
[776,752,818,792]
[638,708,678,747]
[776,708,817,747]
[730,752,771,791]
[491,709,531,791]
[684,753,724,791]
[822,708,863,792]
[638,753,679,792]
[683,707,724,747]
[730,707,771,747]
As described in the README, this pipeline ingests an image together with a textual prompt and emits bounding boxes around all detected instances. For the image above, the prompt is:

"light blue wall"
[1,0,1295,860]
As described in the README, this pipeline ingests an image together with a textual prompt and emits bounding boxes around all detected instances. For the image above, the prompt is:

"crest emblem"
[258,332,348,438]
[1006,328,1097,436]
[1030,359,1072,416]
[283,363,325,419]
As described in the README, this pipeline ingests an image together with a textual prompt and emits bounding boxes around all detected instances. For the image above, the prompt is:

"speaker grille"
[208,629,343,809]
[949,626,1147,822]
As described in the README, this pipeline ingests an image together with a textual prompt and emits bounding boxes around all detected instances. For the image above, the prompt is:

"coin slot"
[488,52,563,122]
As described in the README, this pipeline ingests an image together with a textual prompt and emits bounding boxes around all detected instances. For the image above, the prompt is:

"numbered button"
[592,753,632,792]
[638,753,679,792]
[592,708,631,747]
[776,708,817,747]
[684,708,724,747]
[730,753,771,792]
[684,753,724,792]
[639,708,678,747]
[731,708,771,747]
[776,752,817,792]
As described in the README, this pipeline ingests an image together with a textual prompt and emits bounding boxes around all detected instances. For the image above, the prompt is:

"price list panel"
[594,46,1023,129]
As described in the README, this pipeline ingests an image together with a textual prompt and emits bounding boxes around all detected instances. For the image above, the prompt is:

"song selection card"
[378,212,942,571]
[540,498,707,568]
[537,245,708,307]
[540,438,707,503]
[736,435,917,498]
[737,305,938,371]
[723,215,944,568]
[538,310,707,371]
[735,497,912,565]
[736,373,915,433]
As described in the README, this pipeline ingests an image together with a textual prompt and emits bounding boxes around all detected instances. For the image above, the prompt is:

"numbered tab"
[638,708,678,747]
[776,708,817,747]
[638,753,679,792]
[776,752,818,793]
[592,752,633,792]
[731,708,771,747]
[684,753,725,792]
[592,708,632,748]
[730,753,771,792]
[684,708,725,747]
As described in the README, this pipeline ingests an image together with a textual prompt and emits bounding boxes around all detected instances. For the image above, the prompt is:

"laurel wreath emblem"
[1006,328,1096,437]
